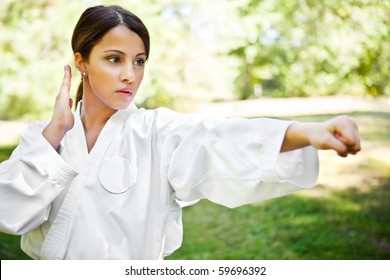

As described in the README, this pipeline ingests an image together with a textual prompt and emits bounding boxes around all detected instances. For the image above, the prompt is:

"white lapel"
[41,102,138,259]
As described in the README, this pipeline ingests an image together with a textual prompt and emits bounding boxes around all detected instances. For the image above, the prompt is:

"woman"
[0,5,360,259]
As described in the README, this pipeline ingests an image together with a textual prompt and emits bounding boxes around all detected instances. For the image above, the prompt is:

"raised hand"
[42,65,75,150]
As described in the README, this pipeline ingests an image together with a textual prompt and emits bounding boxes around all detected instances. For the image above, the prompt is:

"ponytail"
[75,81,83,109]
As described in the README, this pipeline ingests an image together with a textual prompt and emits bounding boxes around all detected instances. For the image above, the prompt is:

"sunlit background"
[0,0,389,259]
[1,0,389,120]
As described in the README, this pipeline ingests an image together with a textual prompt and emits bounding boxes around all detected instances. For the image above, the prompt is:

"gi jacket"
[0,102,318,259]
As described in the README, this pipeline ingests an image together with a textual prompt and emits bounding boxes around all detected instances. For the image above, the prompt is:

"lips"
[116,88,134,96]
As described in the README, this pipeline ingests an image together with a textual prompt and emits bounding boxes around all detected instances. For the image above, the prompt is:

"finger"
[347,128,361,155]
[324,132,348,157]
[337,117,361,155]
[59,65,72,97]
[334,133,358,156]
[337,133,361,156]
[332,116,357,144]
[335,126,356,147]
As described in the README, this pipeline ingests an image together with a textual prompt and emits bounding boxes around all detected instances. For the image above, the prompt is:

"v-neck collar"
[73,101,137,158]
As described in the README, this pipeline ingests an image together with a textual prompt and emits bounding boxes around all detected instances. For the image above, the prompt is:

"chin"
[113,101,133,110]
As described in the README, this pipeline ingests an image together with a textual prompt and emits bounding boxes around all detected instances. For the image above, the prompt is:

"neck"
[79,93,117,132]
[79,100,116,153]
[80,103,114,131]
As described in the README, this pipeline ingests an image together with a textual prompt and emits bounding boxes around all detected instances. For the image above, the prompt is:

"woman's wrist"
[281,122,314,153]
[42,121,68,151]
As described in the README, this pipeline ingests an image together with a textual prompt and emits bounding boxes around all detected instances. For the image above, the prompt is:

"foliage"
[0,0,236,119]
[0,0,83,120]
[123,0,239,109]
[0,0,389,119]
[231,0,390,99]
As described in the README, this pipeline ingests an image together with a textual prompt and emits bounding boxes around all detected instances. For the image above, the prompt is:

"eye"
[133,59,145,66]
[107,56,121,63]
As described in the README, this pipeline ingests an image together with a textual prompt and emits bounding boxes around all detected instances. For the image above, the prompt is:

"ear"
[75,52,88,76]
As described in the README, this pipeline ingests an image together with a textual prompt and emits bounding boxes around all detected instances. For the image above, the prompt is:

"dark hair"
[71,5,150,106]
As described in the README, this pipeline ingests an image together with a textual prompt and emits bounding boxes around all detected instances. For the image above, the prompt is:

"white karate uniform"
[0,102,318,259]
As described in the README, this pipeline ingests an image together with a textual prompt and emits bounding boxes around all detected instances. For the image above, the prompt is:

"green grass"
[0,232,30,260]
[167,180,390,259]
[0,112,389,259]
[0,146,16,162]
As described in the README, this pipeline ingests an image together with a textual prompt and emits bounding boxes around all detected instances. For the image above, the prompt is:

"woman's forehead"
[94,25,145,55]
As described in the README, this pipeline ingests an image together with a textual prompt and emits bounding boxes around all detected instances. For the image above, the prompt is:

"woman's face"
[81,25,146,111]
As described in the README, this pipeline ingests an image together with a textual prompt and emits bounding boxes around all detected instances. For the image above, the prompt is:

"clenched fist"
[282,115,361,157]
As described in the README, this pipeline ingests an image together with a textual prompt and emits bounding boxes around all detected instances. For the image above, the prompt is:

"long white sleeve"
[164,116,319,208]
[0,121,77,235]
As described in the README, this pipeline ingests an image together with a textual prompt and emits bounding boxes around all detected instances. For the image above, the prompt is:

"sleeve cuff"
[275,145,319,188]
[21,133,78,186]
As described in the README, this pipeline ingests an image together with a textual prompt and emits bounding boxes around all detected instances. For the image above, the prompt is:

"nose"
[120,64,135,84]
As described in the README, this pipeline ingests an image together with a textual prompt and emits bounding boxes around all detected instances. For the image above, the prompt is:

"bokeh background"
[0,0,389,259]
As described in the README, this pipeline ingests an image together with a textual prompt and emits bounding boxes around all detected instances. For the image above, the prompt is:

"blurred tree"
[0,0,237,118]
[231,0,390,99]
[0,0,85,119]
[129,0,239,109]
[1,0,389,119]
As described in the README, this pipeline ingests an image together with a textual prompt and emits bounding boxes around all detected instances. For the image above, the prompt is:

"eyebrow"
[103,49,147,57]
